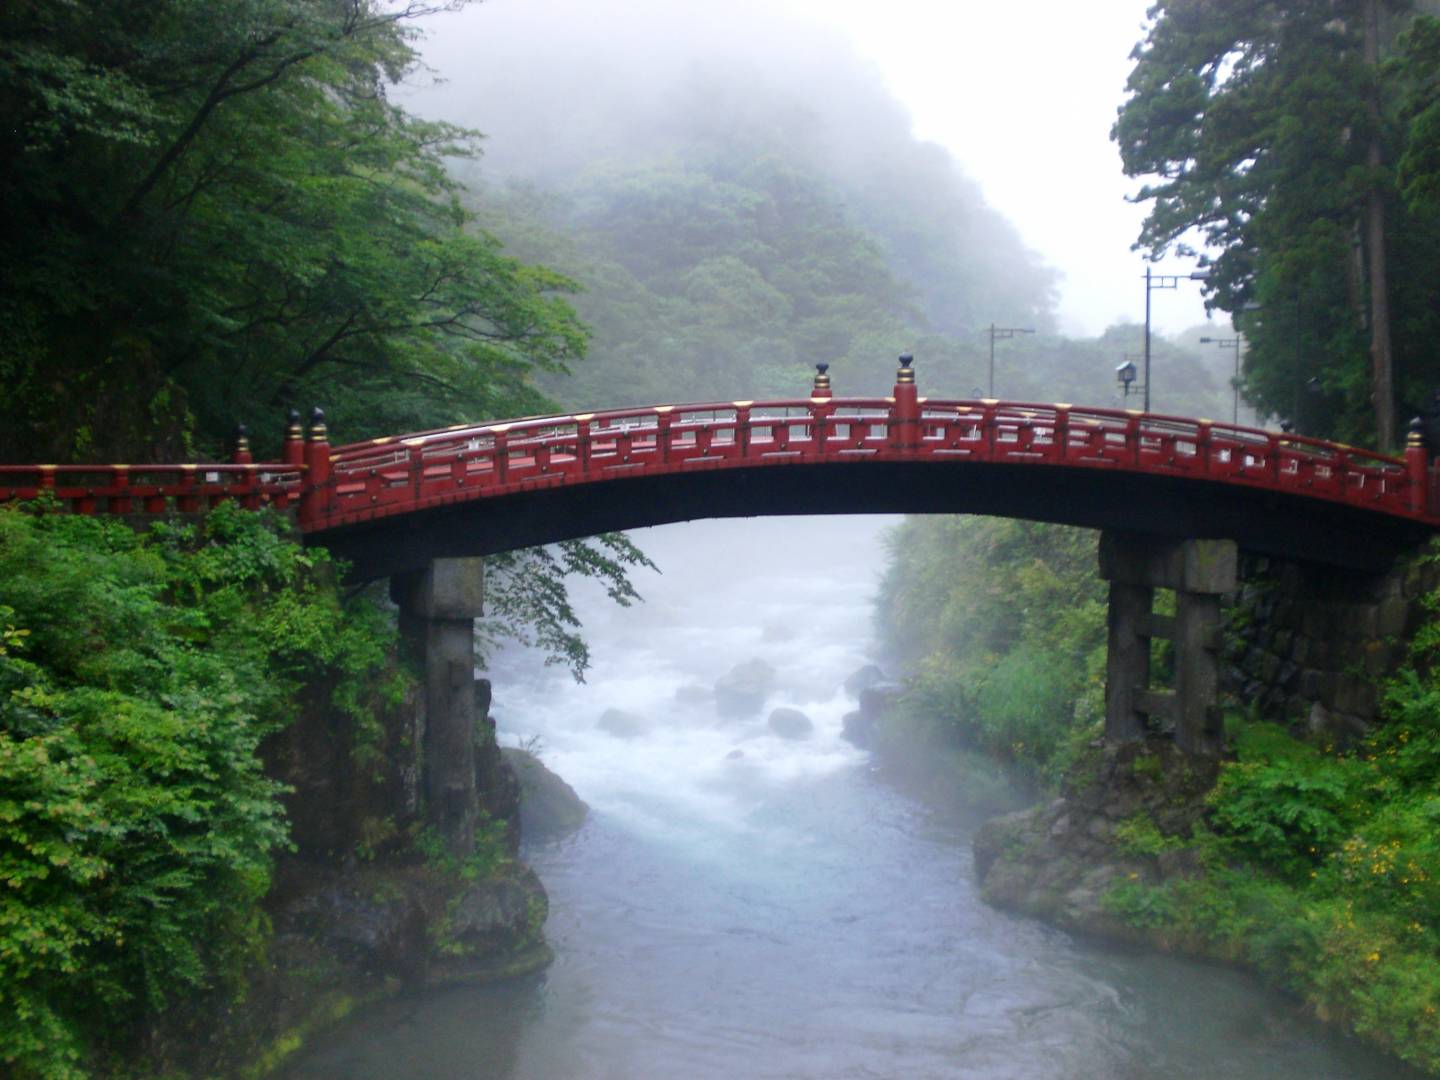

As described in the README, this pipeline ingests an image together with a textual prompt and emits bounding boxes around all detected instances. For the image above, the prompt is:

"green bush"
[878,518,1105,781]
[0,504,401,1078]
[1206,723,1358,878]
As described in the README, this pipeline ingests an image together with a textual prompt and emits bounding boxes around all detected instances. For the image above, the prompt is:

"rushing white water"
[287,516,1415,1080]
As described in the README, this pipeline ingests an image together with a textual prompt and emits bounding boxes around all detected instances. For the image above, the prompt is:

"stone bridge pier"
[391,557,485,856]
[1100,532,1238,756]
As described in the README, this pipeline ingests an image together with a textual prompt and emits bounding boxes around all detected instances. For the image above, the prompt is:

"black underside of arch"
[312,460,1429,582]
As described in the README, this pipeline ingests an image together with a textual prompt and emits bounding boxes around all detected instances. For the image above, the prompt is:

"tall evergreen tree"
[1113,0,1440,448]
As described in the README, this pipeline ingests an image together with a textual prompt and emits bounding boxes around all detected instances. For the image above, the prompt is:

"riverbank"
[854,694,1439,1075]
[0,508,559,1079]
[871,515,1440,1075]
[268,516,1422,1079]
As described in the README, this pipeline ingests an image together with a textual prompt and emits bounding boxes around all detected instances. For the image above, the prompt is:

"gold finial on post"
[231,423,252,465]
[811,362,832,400]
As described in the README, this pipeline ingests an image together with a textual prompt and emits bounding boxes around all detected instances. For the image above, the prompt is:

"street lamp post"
[987,324,1035,397]
[1199,335,1242,424]
[1144,266,1210,413]
[1116,353,1144,400]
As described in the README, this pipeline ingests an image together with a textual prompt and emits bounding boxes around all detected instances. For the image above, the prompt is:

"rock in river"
[714,658,776,718]
[597,707,650,738]
[767,706,813,740]
[502,747,589,843]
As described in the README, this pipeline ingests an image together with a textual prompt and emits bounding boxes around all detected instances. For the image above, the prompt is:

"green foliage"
[1113,815,1186,858]
[1207,723,1359,878]
[481,534,657,681]
[1114,1,1440,446]
[414,813,513,885]
[876,517,1106,782]
[1102,879,1178,929]
[0,505,402,1078]
[1093,562,1440,1074]
[0,0,586,461]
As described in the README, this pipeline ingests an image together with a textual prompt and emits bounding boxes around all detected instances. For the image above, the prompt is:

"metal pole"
[988,324,996,398]
[1232,338,1241,425]
[1143,267,1153,413]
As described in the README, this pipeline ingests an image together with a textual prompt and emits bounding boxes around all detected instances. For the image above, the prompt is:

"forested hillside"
[412,0,1243,419]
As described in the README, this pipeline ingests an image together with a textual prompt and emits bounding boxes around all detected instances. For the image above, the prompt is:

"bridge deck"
[3,379,1435,578]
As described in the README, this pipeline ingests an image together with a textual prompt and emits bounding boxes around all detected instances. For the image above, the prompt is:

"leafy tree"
[0,0,584,462]
[1113,0,1440,448]
[0,504,403,1077]
[874,516,1107,778]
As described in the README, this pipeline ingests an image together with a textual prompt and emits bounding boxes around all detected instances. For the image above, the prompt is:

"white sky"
[773,0,1217,338]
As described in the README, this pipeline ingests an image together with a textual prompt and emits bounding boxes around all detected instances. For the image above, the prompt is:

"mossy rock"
[502,747,589,843]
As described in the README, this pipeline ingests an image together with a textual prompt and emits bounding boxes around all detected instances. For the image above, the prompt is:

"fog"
[405,0,1213,339]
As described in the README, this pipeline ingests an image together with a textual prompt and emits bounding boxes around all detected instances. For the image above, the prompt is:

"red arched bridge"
[3,359,1437,578]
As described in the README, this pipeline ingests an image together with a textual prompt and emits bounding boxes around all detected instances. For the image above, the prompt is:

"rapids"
[285,517,1414,1079]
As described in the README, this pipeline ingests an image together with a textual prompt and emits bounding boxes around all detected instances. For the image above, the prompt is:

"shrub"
[0,505,400,1077]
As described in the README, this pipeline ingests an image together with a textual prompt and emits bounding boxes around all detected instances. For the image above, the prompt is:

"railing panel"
[5,397,1435,530]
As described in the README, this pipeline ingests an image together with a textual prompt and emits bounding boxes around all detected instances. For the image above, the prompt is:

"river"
[286,516,1413,1079]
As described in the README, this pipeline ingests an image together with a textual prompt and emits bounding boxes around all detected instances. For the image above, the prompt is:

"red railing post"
[576,415,593,474]
[656,407,673,464]
[299,407,330,528]
[231,424,253,465]
[810,363,834,458]
[890,355,919,454]
[1406,417,1429,514]
[1053,404,1070,464]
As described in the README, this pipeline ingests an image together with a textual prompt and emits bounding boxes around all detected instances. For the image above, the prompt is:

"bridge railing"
[314,377,1432,531]
[0,463,303,515]
[3,359,1434,531]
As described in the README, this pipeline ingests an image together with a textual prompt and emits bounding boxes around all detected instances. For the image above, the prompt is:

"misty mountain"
[407,0,1240,418]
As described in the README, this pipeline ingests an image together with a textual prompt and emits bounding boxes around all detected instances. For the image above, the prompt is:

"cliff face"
[144,668,549,1077]
[972,739,1217,938]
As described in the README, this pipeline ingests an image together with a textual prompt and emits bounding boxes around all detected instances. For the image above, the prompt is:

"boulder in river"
[714,658,776,718]
[843,682,902,748]
[597,707,650,738]
[843,663,887,697]
[674,683,713,705]
[767,706,814,740]
[502,747,589,843]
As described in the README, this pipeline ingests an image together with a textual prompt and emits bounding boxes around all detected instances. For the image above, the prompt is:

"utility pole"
[1364,0,1395,448]
[986,324,1034,397]
[1143,266,1209,413]
[1199,336,1242,424]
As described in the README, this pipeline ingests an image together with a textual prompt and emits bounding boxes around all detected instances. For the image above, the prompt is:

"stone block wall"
[1223,548,1438,741]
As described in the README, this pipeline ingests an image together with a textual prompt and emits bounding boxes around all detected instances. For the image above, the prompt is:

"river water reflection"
[286,517,1416,1080]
